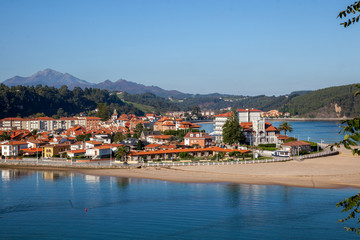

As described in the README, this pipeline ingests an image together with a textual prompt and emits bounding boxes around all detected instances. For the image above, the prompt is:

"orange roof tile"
[145,144,161,148]
[214,112,232,117]
[282,141,310,146]
[237,109,262,112]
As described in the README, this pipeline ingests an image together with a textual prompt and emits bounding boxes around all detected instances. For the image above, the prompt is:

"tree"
[134,123,144,139]
[136,140,144,150]
[333,116,360,235]
[115,146,130,162]
[222,108,245,145]
[112,132,125,143]
[96,103,110,121]
[338,1,360,28]
[0,131,10,141]
[334,5,360,234]
[278,122,293,139]
[76,133,91,142]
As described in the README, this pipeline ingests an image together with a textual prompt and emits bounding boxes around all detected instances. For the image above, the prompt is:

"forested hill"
[175,84,360,118]
[0,84,143,119]
[282,84,360,118]
[1,83,359,119]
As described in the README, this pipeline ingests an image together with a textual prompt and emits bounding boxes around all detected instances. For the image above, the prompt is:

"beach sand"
[78,146,360,189]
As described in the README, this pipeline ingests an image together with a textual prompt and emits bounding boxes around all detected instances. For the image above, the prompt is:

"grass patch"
[123,100,156,113]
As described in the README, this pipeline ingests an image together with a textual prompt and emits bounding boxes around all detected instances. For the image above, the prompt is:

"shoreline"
[1,146,360,189]
[265,117,349,121]
[190,118,350,124]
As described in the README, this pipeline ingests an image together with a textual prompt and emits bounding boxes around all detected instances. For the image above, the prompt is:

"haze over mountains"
[2,69,360,118]
[2,69,313,99]
[2,69,190,98]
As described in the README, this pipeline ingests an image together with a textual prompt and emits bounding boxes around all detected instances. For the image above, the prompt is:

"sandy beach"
[76,146,360,189]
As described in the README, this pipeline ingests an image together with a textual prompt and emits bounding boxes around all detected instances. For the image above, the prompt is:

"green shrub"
[258,143,276,148]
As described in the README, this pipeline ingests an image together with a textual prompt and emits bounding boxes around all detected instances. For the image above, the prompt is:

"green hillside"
[282,84,360,118]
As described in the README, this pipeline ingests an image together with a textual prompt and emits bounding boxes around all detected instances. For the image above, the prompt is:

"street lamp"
[36,146,39,164]
[109,145,112,166]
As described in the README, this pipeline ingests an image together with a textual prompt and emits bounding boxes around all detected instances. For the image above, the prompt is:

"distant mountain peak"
[3,68,94,89]
[2,69,190,98]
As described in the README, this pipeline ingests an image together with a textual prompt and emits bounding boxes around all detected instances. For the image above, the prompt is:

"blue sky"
[0,0,359,95]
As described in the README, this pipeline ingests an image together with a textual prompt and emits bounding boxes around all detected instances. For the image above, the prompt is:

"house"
[49,137,71,145]
[27,140,45,148]
[85,145,111,159]
[146,135,173,144]
[66,149,86,158]
[90,134,111,144]
[85,140,103,149]
[71,142,84,150]
[184,132,213,148]
[161,121,176,131]
[42,144,70,158]
[178,122,201,130]
[22,147,43,156]
[144,143,161,151]
[281,141,311,156]
[1,141,29,156]
[275,134,293,144]
[140,131,162,141]
[120,138,141,149]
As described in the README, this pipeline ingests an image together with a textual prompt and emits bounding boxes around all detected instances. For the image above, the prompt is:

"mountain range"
[2,69,190,98]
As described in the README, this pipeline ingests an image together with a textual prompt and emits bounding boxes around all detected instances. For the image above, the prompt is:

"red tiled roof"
[35,117,55,120]
[67,149,86,154]
[1,117,24,121]
[85,141,103,145]
[3,141,28,146]
[275,134,291,140]
[282,141,310,146]
[94,145,112,150]
[163,121,175,126]
[22,148,43,153]
[145,144,161,148]
[149,135,173,139]
[265,122,277,132]
[158,144,177,149]
[237,109,262,112]
[214,112,232,117]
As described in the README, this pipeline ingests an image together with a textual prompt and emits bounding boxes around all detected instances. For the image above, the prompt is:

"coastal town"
[0,108,322,165]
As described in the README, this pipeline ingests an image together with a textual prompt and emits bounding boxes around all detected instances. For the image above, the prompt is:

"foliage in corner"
[332,87,360,235]
[336,193,360,235]
[338,1,360,28]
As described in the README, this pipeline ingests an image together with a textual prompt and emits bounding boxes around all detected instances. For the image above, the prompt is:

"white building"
[1,141,29,157]
[212,108,279,145]
[212,112,232,142]
[85,146,111,159]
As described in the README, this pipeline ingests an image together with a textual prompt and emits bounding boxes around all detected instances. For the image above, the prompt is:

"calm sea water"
[0,169,358,239]
[200,121,345,144]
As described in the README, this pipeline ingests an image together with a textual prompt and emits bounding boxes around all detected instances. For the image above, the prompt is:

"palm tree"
[115,146,130,162]
[278,122,293,140]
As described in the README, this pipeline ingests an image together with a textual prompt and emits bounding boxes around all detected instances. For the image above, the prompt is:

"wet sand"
[78,146,360,189]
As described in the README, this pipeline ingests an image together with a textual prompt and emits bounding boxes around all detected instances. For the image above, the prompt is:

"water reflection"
[83,175,100,184]
[42,171,72,181]
[117,178,130,190]
[1,169,33,181]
